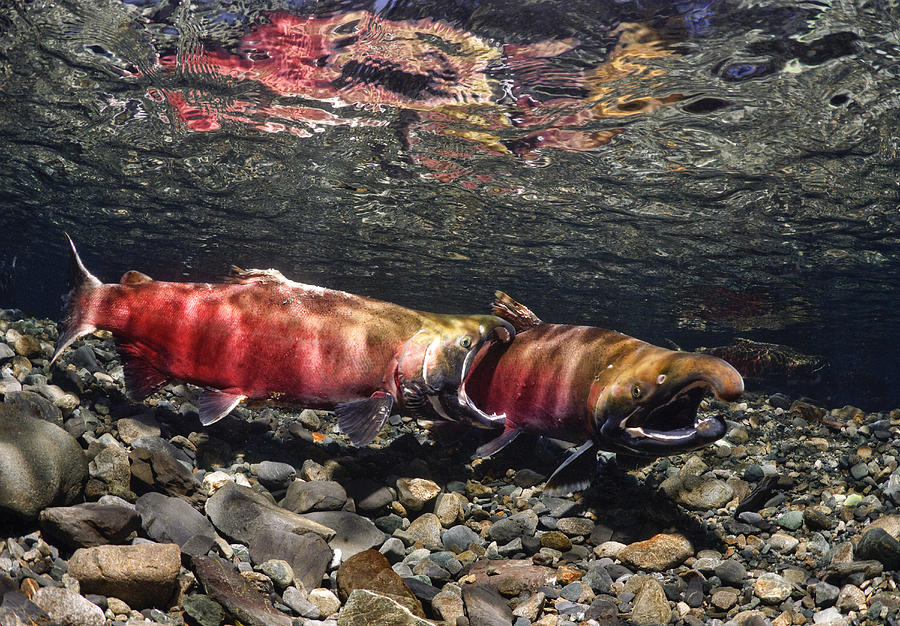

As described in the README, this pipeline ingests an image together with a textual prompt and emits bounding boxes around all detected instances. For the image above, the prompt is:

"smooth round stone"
[675,478,734,510]
[754,573,792,603]
[714,560,747,586]
[694,557,722,573]
[258,559,294,588]
[253,461,296,490]
[308,588,341,618]
[556,517,595,536]
[777,510,804,531]
[282,480,347,513]
[738,511,763,525]
[768,533,800,554]
[442,525,482,553]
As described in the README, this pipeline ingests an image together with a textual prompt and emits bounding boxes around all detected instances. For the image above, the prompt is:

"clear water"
[0,0,897,409]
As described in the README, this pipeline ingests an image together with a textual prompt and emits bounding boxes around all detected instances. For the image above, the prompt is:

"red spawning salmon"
[51,236,514,446]
[459,292,744,494]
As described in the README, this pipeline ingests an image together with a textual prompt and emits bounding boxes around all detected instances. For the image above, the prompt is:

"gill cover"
[397,315,514,422]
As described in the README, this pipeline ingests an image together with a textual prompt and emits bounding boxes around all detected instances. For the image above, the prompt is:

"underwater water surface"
[0,0,898,408]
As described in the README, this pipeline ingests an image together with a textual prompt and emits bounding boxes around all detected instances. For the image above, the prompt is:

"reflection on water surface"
[0,0,898,408]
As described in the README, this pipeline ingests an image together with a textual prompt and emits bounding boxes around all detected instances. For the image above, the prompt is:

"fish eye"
[632,385,642,399]
[459,335,472,349]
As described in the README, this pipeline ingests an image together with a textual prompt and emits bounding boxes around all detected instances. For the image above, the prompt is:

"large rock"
[465,560,556,596]
[281,480,347,513]
[336,549,425,617]
[396,513,442,548]
[193,555,292,626]
[205,482,335,543]
[248,527,332,592]
[3,390,62,425]
[30,586,105,626]
[0,406,87,519]
[672,477,734,510]
[303,510,385,561]
[754,573,792,604]
[618,533,694,571]
[463,584,513,626]
[136,492,218,558]
[39,502,141,548]
[338,589,434,626]
[855,527,900,570]
[130,447,203,503]
[67,543,181,608]
[396,478,440,513]
[629,576,672,624]
[85,443,133,500]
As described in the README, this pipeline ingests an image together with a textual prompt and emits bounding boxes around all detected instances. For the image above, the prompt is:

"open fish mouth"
[609,381,726,454]
[451,322,513,428]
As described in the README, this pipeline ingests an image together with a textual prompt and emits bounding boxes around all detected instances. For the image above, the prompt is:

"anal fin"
[118,342,170,401]
[544,440,597,496]
[198,389,246,426]
[474,426,521,458]
[335,391,394,447]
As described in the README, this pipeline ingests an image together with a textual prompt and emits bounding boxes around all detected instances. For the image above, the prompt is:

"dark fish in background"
[697,337,828,384]
[457,292,744,495]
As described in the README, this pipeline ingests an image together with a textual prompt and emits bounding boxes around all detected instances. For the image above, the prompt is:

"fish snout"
[673,353,744,401]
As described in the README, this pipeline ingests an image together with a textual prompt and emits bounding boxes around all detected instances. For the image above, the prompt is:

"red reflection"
[152,11,679,186]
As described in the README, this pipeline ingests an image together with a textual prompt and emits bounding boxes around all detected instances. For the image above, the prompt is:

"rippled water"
[1,0,898,408]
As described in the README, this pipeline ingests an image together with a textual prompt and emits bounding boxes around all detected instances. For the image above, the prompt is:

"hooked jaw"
[435,318,515,427]
[597,354,743,456]
[456,319,514,426]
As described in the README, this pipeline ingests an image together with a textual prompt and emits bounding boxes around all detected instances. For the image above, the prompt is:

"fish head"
[588,347,744,456]
[397,314,515,424]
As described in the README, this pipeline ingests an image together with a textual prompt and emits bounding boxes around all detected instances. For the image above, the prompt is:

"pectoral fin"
[198,389,246,426]
[543,440,597,496]
[474,426,521,458]
[335,391,394,447]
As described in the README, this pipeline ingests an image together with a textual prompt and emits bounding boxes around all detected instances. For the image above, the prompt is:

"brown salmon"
[456,292,744,494]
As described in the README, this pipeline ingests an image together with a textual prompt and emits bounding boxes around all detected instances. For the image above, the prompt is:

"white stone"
[308,588,341,617]
[202,471,234,494]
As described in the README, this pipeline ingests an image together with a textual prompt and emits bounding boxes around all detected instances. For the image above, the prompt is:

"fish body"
[52,236,513,445]
[459,292,744,494]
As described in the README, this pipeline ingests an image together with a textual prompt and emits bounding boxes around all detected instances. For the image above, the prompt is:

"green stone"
[182,594,225,626]
[777,510,804,531]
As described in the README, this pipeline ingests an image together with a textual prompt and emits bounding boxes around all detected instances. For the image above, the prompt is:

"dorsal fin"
[226,266,288,284]
[120,270,153,285]
[492,291,543,333]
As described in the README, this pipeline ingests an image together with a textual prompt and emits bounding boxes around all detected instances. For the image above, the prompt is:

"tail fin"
[50,234,103,366]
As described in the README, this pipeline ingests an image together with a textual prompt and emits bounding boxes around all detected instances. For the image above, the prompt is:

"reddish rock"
[336,549,425,617]
[465,560,555,597]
